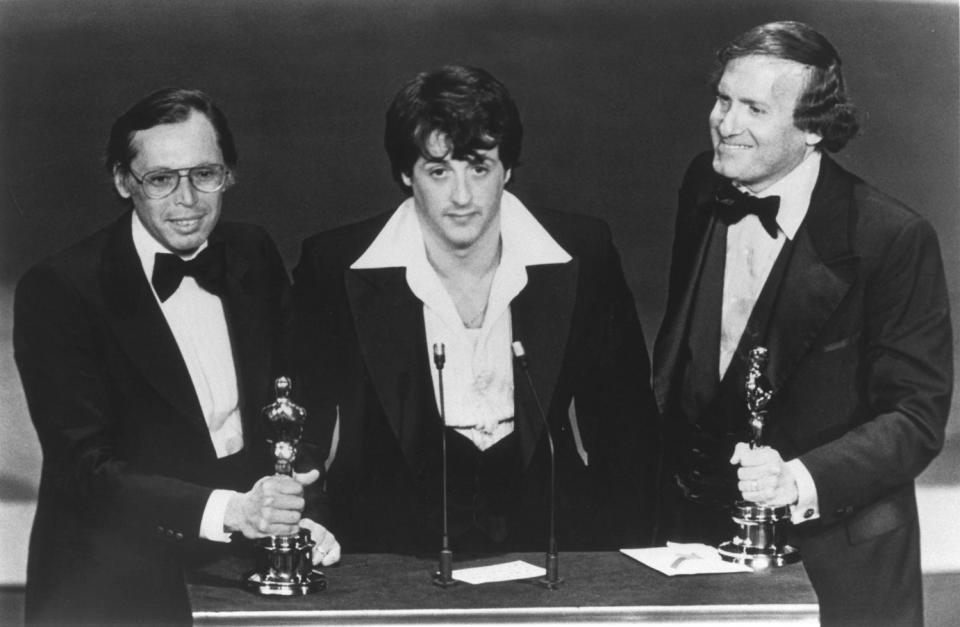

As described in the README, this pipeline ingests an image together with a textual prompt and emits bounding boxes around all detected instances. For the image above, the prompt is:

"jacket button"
[156,526,164,535]
[166,529,174,537]
[175,532,184,541]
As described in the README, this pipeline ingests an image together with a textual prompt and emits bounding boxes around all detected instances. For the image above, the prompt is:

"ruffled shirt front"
[352,191,570,450]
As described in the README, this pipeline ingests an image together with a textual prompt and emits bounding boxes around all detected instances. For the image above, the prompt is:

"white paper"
[452,560,546,584]
[621,542,754,576]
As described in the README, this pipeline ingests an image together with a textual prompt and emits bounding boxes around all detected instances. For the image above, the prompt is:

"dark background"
[0,0,957,520]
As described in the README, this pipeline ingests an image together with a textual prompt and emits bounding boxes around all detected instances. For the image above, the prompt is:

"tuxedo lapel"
[765,156,859,392]
[652,191,719,413]
[214,230,273,438]
[511,261,579,469]
[97,214,207,435]
[346,267,436,470]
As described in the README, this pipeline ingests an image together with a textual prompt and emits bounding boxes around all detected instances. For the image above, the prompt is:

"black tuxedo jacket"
[654,152,952,625]
[14,213,292,625]
[291,206,660,555]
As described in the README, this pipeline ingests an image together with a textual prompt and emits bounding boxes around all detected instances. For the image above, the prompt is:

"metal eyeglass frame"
[126,164,229,199]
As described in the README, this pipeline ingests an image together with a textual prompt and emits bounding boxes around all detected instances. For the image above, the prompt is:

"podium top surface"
[188,551,818,625]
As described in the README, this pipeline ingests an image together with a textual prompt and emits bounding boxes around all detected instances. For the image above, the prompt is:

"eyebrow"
[717,87,768,109]
[737,95,765,106]
[465,153,493,165]
[421,152,493,166]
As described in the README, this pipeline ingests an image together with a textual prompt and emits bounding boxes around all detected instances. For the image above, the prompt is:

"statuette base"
[243,529,326,596]
[718,501,800,570]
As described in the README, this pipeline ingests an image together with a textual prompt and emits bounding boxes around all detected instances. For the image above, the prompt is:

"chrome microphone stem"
[512,341,562,589]
[432,343,457,587]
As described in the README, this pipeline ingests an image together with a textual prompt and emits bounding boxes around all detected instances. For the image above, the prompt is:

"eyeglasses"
[127,164,229,199]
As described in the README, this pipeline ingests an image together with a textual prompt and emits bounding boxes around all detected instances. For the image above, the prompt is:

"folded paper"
[452,560,546,584]
[621,542,754,576]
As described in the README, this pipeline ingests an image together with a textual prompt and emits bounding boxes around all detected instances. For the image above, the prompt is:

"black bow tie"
[151,242,226,302]
[715,183,781,238]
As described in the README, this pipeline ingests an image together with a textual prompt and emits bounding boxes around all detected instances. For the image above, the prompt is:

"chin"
[167,235,207,254]
[713,157,747,180]
[712,156,734,178]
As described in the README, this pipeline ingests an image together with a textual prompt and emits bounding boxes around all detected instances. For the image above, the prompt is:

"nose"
[450,170,472,207]
[713,104,739,138]
[172,173,198,206]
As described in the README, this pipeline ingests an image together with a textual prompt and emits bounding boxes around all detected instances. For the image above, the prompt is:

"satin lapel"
[346,267,435,471]
[97,213,207,434]
[652,196,719,412]
[511,260,579,469]
[214,232,272,439]
[765,157,859,392]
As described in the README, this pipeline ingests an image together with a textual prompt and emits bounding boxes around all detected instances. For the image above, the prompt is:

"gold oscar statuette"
[717,347,800,569]
[243,377,327,595]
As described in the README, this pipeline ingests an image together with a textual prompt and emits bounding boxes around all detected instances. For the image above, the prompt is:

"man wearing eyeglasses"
[13,88,339,625]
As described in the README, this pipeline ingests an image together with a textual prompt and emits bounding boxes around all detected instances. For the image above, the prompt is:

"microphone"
[431,343,457,588]
[512,341,562,589]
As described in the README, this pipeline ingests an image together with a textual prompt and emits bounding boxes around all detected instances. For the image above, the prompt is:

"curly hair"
[384,65,522,193]
[711,21,860,152]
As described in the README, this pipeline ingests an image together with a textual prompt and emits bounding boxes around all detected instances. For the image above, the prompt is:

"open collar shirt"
[351,190,571,450]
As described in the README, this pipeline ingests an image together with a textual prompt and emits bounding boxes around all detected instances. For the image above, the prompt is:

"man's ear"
[113,165,132,199]
[804,130,823,148]
[401,171,412,188]
[504,168,512,185]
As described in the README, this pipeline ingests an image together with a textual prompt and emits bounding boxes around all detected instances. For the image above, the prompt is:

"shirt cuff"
[200,489,238,543]
[786,458,819,524]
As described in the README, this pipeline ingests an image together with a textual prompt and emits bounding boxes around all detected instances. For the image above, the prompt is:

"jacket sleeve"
[798,215,952,523]
[571,220,662,546]
[288,238,343,479]
[13,264,213,549]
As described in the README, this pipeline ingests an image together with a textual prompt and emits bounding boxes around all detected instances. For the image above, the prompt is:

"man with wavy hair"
[654,21,951,626]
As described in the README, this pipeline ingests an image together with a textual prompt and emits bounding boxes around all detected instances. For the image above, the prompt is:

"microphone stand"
[432,343,458,587]
[512,341,562,589]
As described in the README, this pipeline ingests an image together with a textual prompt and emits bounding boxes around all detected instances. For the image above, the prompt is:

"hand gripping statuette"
[243,377,327,595]
[717,348,800,569]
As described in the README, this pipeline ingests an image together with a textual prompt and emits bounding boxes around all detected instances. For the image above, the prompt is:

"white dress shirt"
[718,151,822,523]
[132,213,241,541]
[351,190,571,450]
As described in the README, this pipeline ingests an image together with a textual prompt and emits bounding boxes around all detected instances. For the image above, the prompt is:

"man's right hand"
[223,469,320,538]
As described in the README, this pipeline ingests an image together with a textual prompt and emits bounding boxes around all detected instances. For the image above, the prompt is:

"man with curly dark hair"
[654,21,951,626]
[291,65,660,555]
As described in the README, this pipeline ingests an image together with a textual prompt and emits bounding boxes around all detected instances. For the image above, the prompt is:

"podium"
[187,551,817,625]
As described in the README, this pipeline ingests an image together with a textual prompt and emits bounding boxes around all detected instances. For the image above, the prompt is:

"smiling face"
[113,111,227,254]
[710,55,822,192]
[401,131,511,254]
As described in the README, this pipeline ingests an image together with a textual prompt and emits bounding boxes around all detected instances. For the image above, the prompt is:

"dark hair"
[105,88,237,174]
[711,21,860,152]
[384,65,522,193]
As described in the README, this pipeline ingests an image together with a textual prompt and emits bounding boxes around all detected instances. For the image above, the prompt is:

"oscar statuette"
[717,347,800,569]
[243,377,327,595]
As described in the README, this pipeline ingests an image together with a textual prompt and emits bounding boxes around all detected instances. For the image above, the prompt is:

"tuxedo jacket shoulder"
[292,204,660,552]
[297,207,619,272]
[659,151,951,516]
[655,150,951,623]
[14,213,291,624]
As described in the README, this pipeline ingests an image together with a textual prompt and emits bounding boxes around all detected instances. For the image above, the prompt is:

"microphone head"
[511,341,526,359]
[433,342,446,368]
